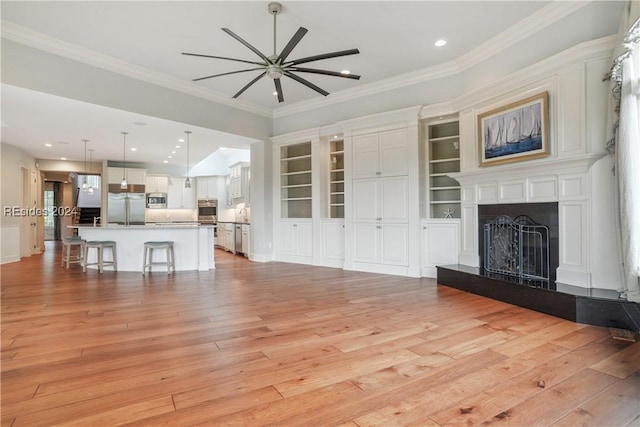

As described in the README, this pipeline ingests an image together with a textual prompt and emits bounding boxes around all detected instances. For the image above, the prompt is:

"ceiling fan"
[182,2,361,103]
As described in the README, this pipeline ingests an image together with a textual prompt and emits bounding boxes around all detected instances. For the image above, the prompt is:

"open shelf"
[428,120,461,219]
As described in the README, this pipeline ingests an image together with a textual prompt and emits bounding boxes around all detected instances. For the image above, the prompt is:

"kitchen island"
[73,224,215,272]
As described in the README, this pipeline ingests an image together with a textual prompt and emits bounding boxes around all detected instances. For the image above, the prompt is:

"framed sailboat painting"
[478,91,549,166]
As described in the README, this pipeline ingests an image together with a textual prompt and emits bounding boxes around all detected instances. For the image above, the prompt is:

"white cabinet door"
[379,128,408,177]
[146,176,168,193]
[353,223,408,266]
[353,177,407,223]
[196,178,208,200]
[322,221,345,260]
[352,133,380,179]
[280,221,312,258]
[421,220,459,277]
[108,167,146,185]
[196,177,219,200]
[352,129,408,179]
[353,223,380,263]
[380,176,408,223]
[167,177,195,208]
[381,224,409,266]
[353,179,379,221]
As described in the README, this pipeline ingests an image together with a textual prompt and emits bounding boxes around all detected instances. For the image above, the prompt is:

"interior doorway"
[44,182,61,240]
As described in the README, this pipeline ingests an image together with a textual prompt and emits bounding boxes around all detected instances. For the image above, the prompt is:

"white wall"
[1,143,37,262]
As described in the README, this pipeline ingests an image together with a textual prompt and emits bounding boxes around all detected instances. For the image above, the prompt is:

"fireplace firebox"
[478,202,558,289]
[484,215,550,287]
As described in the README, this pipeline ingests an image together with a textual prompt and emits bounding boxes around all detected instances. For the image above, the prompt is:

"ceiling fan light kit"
[182,2,360,103]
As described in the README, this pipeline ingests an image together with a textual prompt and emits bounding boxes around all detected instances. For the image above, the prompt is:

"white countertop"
[71,223,214,229]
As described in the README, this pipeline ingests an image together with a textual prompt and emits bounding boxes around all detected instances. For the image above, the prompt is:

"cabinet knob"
[376,171,381,175]
[423,226,427,230]
[293,224,297,227]
[376,225,381,229]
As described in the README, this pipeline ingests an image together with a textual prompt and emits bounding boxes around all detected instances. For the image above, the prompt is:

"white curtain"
[608,2,640,302]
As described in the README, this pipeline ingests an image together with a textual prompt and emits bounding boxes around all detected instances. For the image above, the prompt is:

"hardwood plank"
[1,244,637,426]
[552,372,640,427]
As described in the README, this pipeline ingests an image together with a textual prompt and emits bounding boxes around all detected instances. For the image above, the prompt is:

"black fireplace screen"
[483,215,550,287]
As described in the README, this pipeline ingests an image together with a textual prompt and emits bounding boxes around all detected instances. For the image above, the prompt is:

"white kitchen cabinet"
[353,223,409,266]
[241,224,250,257]
[352,128,408,179]
[353,177,408,223]
[220,223,235,253]
[107,167,146,185]
[279,220,312,262]
[229,162,250,202]
[168,177,195,209]
[196,176,220,200]
[146,175,168,193]
[421,220,459,277]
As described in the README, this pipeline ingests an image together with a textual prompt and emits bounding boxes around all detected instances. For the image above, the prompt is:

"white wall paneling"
[557,201,590,287]
[557,66,586,157]
[499,180,526,203]
[528,176,558,202]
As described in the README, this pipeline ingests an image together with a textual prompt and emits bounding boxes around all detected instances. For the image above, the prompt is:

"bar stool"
[61,236,86,269]
[83,241,117,273]
[142,241,175,275]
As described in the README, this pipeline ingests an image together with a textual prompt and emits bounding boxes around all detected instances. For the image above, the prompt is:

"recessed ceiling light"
[175,145,181,148]
[434,39,447,47]
[130,147,137,151]
[333,135,338,139]
[219,147,226,151]
[273,91,278,96]
[171,150,176,154]
[340,70,351,75]
[168,156,173,159]
[178,139,185,143]
[163,160,169,164]
[45,143,52,147]
[60,157,67,160]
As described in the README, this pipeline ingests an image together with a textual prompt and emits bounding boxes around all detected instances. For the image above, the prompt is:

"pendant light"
[184,130,192,189]
[120,131,128,190]
[87,148,95,195]
[81,139,89,192]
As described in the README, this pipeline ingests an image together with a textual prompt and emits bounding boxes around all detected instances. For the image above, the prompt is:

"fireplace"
[478,202,559,289]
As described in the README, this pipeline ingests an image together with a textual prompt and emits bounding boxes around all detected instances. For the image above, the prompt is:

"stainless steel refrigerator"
[107,184,146,225]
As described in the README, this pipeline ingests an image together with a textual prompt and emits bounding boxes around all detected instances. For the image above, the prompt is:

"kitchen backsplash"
[145,209,197,223]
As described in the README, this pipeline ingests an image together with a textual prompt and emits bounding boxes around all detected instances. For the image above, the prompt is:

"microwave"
[146,193,167,209]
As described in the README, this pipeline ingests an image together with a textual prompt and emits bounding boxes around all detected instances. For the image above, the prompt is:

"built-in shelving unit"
[281,142,312,218]
[428,120,461,219]
[329,139,345,218]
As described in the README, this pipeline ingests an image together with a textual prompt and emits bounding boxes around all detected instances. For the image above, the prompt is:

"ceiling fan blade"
[274,79,284,103]
[284,71,329,97]
[277,27,308,63]
[288,67,361,80]
[222,28,271,63]
[192,68,265,82]
[232,71,266,98]
[182,52,266,66]
[285,48,360,66]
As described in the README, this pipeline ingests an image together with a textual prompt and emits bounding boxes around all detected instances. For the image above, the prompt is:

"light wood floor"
[2,242,639,426]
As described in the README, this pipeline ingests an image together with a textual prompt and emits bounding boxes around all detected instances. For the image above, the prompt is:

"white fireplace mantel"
[451,152,610,290]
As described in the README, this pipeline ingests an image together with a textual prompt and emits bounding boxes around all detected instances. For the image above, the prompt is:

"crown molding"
[1,21,273,119]
[0,0,597,122]
[272,0,592,119]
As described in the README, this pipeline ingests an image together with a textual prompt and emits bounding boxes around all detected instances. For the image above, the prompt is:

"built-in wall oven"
[198,199,218,223]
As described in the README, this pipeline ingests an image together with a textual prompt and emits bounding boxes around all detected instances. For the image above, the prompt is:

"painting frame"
[478,91,549,167]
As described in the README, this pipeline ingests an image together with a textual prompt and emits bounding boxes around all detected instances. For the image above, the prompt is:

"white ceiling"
[0,1,624,167]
